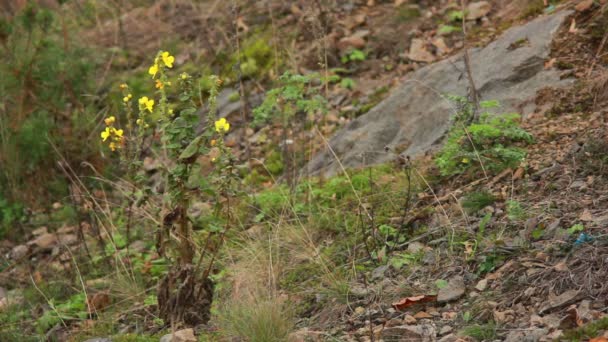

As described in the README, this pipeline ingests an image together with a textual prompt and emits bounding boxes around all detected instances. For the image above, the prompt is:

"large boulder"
[307,11,573,176]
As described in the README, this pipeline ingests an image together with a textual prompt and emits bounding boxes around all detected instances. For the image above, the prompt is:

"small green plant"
[0,195,24,238]
[567,223,584,235]
[102,50,241,327]
[460,322,497,341]
[435,97,533,176]
[36,293,87,334]
[341,49,367,64]
[506,200,526,221]
[253,72,327,127]
[462,191,496,214]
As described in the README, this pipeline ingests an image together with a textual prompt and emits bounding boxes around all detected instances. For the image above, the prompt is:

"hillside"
[1,1,608,341]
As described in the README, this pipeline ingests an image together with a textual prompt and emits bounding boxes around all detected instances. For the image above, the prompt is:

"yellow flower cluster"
[148,51,175,79]
[138,96,154,112]
[100,116,124,151]
[214,118,230,133]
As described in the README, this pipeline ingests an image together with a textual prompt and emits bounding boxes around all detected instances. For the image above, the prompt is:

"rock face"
[306,11,573,177]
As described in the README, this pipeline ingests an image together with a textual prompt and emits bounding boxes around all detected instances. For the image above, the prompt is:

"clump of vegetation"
[435,97,533,176]
[218,297,295,342]
[0,3,96,205]
[462,190,496,214]
[460,322,497,341]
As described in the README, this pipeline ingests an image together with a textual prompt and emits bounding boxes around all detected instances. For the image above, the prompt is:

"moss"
[265,150,284,175]
[396,5,421,23]
[562,316,608,341]
[219,29,278,83]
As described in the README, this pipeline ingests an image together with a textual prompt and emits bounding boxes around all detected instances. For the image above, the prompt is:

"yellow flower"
[214,118,230,133]
[139,96,155,112]
[104,116,116,126]
[148,63,159,78]
[161,51,175,68]
[136,118,143,126]
[168,108,174,115]
[119,83,127,90]
[109,142,118,151]
[114,128,124,138]
[101,127,111,141]
[155,80,164,89]
[210,139,216,146]
[181,72,189,80]
[123,96,129,102]
[462,158,470,164]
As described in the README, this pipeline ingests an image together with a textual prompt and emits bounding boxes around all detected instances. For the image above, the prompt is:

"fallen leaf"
[408,39,435,63]
[580,209,593,221]
[575,0,594,12]
[569,19,577,33]
[413,311,433,319]
[544,58,556,70]
[392,295,437,311]
[590,337,608,342]
[87,292,111,314]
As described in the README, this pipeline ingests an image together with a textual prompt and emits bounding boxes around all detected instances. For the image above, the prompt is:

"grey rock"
[382,324,436,341]
[306,11,573,176]
[466,1,491,20]
[10,244,29,260]
[371,265,389,280]
[159,328,197,342]
[439,325,453,336]
[505,328,548,342]
[437,276,466,303]
[475,278,488,291]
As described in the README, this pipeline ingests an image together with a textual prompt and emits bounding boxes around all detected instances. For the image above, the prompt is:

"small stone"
[475,279,488,291]
[414,311,433,319]
[58,234,78,245]
[439,325,453,335]
[159,328,196,342]
[32,226,48,236]
[381,324,436,341]
[575,0,594,12]
[371,265,389,280]
[437,276,466,303]
[407,241,426,253]
[10,245,29,260]
[404,314,417,324]
[338,36,366,52]
[52,202,62,210]
[408,39,435,63]
[466,1,491,20]
[28,233,57,250]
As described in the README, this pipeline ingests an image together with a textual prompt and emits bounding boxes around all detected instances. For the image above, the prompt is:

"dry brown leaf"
[590,337,608,342]
[392,295,437,311]
[575,0,594,12]
[569,19,578,33]
[580,209,593,221]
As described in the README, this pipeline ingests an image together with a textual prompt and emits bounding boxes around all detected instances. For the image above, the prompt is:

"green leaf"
[435,279,448,289]
[179,135,203,160]
[567,223,584,235]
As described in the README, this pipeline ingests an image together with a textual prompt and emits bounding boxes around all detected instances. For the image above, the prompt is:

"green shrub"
[435,98,533,176]
[0,3,97,205]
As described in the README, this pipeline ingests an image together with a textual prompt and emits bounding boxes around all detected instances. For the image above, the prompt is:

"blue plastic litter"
[574,233,594,246]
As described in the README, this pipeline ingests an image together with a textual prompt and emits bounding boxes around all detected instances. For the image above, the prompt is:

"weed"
[562,316,608,341]
[460,322,497,341]
[217,297,295,342]
[462,191,496,214]
[435,97,533,176]
[341,49,367,64]
[506,200,526,221]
